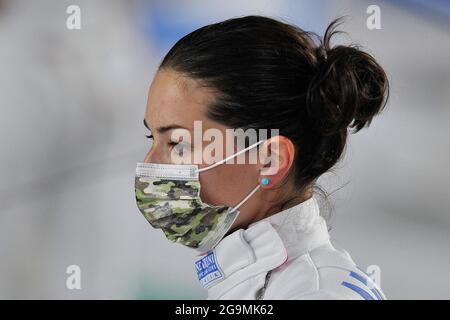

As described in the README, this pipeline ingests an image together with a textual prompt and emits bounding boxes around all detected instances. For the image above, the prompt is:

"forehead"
[145,69,216,129]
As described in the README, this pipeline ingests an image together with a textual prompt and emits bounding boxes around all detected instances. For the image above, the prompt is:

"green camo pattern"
[135,176,230,248]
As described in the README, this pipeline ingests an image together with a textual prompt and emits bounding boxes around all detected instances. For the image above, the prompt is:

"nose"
[143,141,165,163]
[142,136,157,161]
[144,147,155,163]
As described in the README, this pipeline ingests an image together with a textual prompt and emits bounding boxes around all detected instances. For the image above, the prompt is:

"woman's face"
[143,69,296,233]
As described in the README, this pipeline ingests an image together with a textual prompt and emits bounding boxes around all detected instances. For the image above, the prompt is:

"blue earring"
[261,177,270,186]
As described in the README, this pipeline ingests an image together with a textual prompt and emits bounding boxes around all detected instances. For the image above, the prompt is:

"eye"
[145,134,154,140]
[170,141,188,157]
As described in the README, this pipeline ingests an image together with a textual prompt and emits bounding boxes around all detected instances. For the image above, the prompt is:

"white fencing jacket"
[193,196,386,300]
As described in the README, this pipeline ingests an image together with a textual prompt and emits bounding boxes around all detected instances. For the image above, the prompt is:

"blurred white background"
[0,0,449,299]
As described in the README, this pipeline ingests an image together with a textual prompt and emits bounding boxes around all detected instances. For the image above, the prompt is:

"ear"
[258,136,295,189]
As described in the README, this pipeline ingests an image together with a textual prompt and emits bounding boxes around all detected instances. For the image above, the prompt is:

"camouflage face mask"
[135,140,264,253]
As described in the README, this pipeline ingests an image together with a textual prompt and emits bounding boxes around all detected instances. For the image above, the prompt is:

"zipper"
[255,270,272,300]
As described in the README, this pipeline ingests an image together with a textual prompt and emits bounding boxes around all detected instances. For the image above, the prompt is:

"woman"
[135,15,389,300]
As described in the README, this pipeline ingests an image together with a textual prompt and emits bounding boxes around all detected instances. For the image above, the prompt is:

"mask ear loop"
[196,139,266,173]
[229,183,261,213]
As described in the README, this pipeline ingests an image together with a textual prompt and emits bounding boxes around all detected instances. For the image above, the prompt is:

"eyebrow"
[143,118,190,134]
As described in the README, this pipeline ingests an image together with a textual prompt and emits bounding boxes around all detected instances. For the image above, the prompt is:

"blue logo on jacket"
[195,250,224,287]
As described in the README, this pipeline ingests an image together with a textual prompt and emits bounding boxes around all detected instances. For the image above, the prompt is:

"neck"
[225,188,313,236]
[264,189,313,221]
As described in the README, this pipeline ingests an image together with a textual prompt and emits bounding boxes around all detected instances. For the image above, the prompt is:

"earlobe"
[259,136,295,188]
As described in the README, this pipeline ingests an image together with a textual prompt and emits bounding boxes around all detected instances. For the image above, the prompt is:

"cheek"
[199,164,257,206]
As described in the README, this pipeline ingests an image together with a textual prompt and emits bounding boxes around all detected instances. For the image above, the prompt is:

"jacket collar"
[257,195,330,262]
[193,195,330,295]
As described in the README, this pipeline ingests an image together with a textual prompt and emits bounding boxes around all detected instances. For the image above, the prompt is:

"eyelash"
[145,134,179,146]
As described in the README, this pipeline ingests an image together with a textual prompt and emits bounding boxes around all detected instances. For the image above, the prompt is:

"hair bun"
[306,18,390,136]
